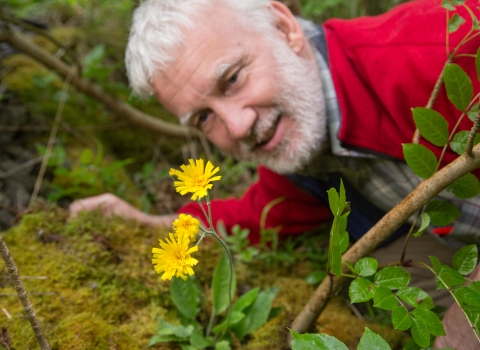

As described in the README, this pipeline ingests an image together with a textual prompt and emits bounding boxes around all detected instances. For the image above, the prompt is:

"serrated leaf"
[349,278,377,303]
[413,213,430,237]
[170,277,201,320]
[231,287,279,340]
[357,328,392,350]
[397,287,435,310]
[410,317,431,348]
[412,309,446,336]
[391,306,412,331]
[449,131,480,155]
[355,257,378,277]
[444,63,473,111]
[437,265,466,289]
[477,47,480,81]
[327,187,340,217]
[447,173,480,199]
[374,267,410,290]
[424,200,461,226]
[402,143,437,179]
[373,286,398,310]
[448,13,466,33]
[232,287,259,313]
[463,282,480,306]
[453,244,478,275]
[412,108,449,146]
[290,330,349,350]
[429,255,442,273]
[212,252,236,316]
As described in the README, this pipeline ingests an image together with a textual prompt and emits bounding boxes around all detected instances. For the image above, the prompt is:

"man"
[70,0,480,347]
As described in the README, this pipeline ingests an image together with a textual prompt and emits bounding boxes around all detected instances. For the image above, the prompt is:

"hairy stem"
[0,235,51,349]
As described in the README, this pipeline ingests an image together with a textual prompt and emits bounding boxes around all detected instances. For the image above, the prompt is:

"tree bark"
[0,28,198,139]
[291,143,480,335]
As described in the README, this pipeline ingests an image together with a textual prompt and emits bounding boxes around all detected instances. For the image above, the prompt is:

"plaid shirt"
[299,19,480,244]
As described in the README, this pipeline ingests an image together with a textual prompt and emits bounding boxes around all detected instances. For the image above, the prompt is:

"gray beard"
[230,38,326,174]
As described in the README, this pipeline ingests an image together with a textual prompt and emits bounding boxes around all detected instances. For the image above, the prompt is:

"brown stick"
[290,142,480,335]
[0,235,51,349]
[0,28,198,139]
[465,108,480,159]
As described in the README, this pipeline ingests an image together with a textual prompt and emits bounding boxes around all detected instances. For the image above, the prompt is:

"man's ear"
[267,1,306,55]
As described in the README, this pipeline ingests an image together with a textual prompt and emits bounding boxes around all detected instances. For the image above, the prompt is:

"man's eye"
[225,72,239,88]
[198,111,210,125]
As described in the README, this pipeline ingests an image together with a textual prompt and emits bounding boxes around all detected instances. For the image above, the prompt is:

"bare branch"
[0,28,198,139]
[291,143,480,335]
[465,107,480,159]
[0,235,51,349]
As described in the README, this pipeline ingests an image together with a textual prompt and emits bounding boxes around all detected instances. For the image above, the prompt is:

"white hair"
[125,0,274,97]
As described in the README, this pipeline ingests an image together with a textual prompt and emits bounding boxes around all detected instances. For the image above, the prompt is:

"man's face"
[152,4,326,173]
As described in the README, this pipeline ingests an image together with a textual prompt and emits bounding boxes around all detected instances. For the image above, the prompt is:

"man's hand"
[69,193,176,228]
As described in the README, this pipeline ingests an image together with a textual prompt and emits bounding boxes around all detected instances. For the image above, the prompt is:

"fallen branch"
[0,234,51,350]
[0,27,197,139]
[290,143,480,334]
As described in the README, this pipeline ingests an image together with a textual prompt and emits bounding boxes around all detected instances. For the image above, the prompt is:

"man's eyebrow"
[179,59,244,126]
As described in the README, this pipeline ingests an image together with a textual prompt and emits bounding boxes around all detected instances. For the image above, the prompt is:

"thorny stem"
[415,261,480,343]
[0,235,51,349]
[465,106,480,159]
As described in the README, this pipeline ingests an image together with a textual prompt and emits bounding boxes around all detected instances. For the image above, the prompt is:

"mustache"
[241,109,283,149]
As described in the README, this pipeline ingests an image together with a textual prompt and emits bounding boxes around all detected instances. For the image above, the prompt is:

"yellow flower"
[173,214,200,241]
[170,159,221,200]
[152,233,199,281]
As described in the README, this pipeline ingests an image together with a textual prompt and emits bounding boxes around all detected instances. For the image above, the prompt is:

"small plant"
[148,159,280,349]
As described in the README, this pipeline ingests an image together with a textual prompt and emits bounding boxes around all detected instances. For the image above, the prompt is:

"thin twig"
[413,58,452,144]
[0,157,43,180]
[0,235,51,349]
[465,107,480,159]
[0,122,128,132]
[29,66,76,207]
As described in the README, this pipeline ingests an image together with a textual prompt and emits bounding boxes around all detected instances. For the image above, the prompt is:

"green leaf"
[447,173,480,199]
[349,278,377,303]
[463,282,480,306]
[339,179,347,215]
[212,252,236,316]
[231,287,279,340]
[402,144,437,179]
[464,304,480,329]
[448,13,466,33]
[355,257,378,277]
[477,47,480,81]
[374,267,410,290]
[212,311,245,335]
[327,187,340,217]
[453,244,478,275]
[412,108,449,146]
[373,286,398,310]
[413,213,430,238]
[442,0,465,10]
[391,306,412,331]
[147,334,184,347]
[155,318,194,338]
[232,287,259,313]
[437,265,466,289]
[345,261,358,275]
[357,328,392,350]
[79,149,94,165]
[214,340,231,350]
[449,131,480,155]
[455,286,467,306]
[429,255,442,273]
[468,102,479,122]
[170,277,201,320]
[290,330,349,350]
[424,200,461,226]
[337,214,350,254]
[444,63,473,111]
[412,309,446,336]
[410,317,431,348]
[306,270,327,285]
[396,287,434,310]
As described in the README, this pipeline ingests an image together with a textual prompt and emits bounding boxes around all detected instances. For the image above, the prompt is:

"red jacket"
[180,0,480,243]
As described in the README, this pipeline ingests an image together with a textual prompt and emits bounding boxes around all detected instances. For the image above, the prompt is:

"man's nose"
[216,103,256,141]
